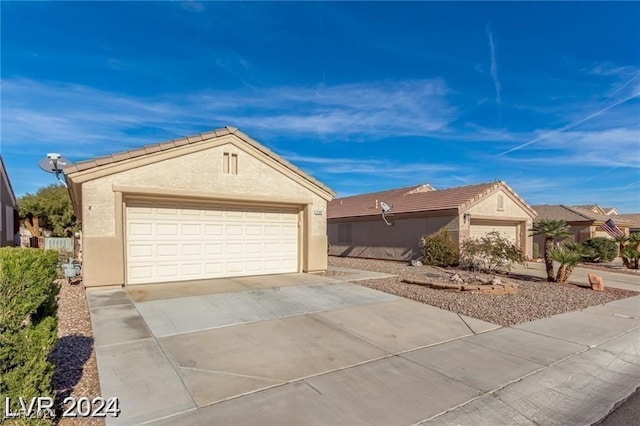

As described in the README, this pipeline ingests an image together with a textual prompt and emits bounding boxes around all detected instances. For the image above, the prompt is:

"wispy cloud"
[486,25,501,105]
[499,127,640,169]
[282,153,459,176]
[1,77,457,158]
[181,1,205,13]
[497,91,640,156]
[583,62,639,78]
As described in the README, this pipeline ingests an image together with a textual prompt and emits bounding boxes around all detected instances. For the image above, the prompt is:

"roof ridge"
[62,126,334,197]
[334,184,426,201]
[562,205,597,220]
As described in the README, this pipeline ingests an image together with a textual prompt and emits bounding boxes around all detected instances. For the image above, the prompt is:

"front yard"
[328,256,637,327]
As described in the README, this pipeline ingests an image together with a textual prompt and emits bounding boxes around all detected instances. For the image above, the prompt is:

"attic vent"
[497,194,504,211]
[223,152,238,175]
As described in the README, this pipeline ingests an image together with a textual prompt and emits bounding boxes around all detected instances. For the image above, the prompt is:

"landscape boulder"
[588,273,605,291]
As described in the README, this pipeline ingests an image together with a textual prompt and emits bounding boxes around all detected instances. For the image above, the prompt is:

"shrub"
[0,248,60,420]
[583,237,617,263]
[420,228,458,267]
[460,231,524,272]
[621,247,639,269]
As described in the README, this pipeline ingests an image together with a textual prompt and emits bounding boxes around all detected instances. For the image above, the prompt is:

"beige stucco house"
[616,214,640,233]
[64,127,334,288]
[532,205,634,248]
[0,156,19,246]
[328,181,536,261]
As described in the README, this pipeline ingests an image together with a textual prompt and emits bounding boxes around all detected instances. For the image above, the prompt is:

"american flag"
[601,218,625,238]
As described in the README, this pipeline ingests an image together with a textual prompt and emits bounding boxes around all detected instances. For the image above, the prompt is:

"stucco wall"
[328,215,457,261]
[80,137,329,286]
[467,189,523,217]
[461,189,534,258]
[0,172,17,246]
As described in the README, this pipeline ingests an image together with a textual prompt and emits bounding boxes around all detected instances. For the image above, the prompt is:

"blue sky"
[2,1,639,212]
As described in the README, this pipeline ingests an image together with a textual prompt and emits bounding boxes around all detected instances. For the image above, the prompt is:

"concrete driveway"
[87,272,500,425]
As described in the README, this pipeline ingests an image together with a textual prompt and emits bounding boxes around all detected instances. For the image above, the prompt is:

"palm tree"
[621,233,640,269]
[613,235,630,267]
[550,248,582,283]
[530,219,572,282]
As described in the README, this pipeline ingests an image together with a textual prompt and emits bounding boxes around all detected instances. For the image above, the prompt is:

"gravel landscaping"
[329,256,637,327]
[51,281,103,426]
[47,256,635,423]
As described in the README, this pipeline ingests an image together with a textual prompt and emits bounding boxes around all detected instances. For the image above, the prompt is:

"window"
[337,223,352,243]
[223,152,238,175]
[497,195,504,211]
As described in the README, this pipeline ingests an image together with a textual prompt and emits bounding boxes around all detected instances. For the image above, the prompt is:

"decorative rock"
[476,276,492,285]
[490,276,502,286]
[450,273,464,284]
[410,259,423,267]
[588,273,605,291]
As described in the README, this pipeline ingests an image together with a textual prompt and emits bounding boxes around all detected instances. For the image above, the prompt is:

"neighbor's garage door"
[126,200,299,285]
[469,221,518,243]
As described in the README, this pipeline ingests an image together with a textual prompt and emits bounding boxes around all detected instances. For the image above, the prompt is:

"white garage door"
[126,201,299,285]
[469,221,518,243]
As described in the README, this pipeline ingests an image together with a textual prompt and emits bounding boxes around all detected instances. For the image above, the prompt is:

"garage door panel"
[129,265,153,281]
[205,224,223,236]
[470,221,517,244]
[205,262,224,274]
[126,201,299,284]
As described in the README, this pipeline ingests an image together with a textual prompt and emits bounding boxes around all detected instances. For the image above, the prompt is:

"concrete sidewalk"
[511,262,639,292]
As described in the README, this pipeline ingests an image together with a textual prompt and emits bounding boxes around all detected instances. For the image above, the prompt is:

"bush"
[583,237,617,263]
[621,247,639,269]
[420,228,458,267]
[0,248,60,421]
[460,231,524,272]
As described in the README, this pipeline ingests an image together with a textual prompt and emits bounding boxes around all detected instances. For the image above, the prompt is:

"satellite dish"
[380,201,394,226]
[38,153,70,174]
[38,153,71,187]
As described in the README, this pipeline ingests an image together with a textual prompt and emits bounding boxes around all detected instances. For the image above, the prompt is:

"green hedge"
[0,248,59,423]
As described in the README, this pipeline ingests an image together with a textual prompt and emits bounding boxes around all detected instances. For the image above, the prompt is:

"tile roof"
[328,181,511,219]
[532,204,636,225]
[616,214,640,227]
[63,126,334,196]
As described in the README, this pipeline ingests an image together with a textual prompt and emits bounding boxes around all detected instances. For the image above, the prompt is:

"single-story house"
[0,155,19,247]
[531,205,635,248]
[64,126,334,288]
[327,181,537,261]
[614,214,640,234]
[574,204,620,217]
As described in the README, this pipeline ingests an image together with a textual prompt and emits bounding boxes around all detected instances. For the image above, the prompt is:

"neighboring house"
[531,205,634,248]
[574,204,620,216]
[616,214,640,233]
[328,181,537,261]
[64,126,335,288]
[0,156,19,247]
[574,204,608,216]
